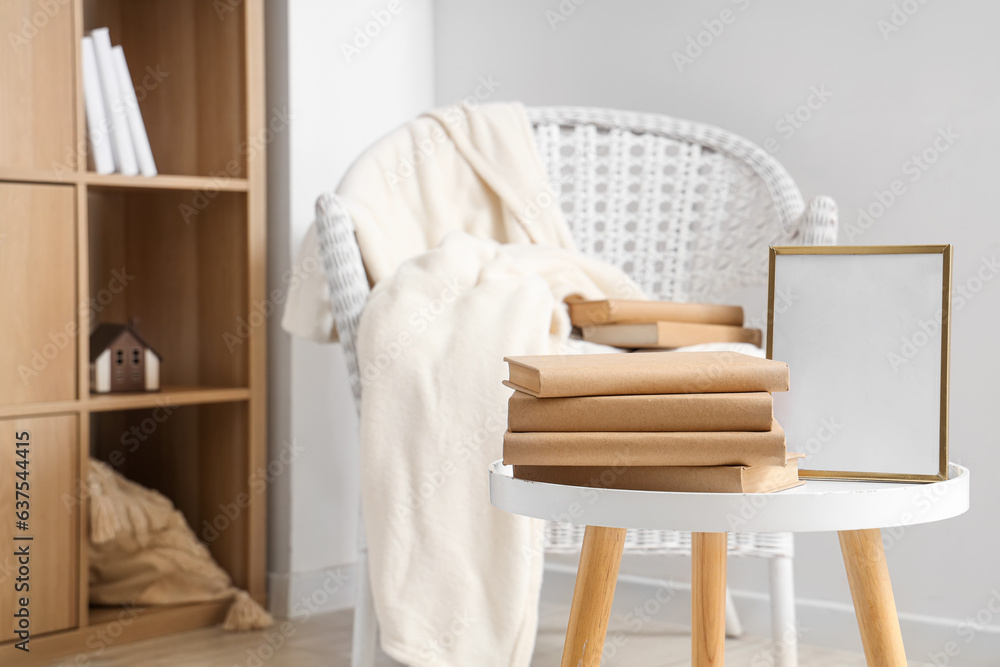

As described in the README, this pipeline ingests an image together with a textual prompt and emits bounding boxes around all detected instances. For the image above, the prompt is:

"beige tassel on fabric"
[223,590,274,631]
[87,459,273,631]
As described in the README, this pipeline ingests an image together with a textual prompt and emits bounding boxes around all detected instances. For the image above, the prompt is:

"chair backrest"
[528,107,806,302]
[317,106,830,405]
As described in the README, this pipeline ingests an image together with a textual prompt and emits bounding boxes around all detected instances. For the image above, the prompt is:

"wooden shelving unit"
[0,0,266,660]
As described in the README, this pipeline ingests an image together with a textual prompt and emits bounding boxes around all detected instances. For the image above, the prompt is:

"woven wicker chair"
[314,107,839,667]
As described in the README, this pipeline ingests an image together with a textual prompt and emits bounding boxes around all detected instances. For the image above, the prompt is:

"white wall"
[432,1,1000,662]
[266,0,435,615]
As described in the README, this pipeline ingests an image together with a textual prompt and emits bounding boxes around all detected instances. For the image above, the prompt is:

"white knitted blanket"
[357,233,641,666]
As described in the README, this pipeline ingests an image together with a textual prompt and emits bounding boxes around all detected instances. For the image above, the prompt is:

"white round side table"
[489,461,970,667]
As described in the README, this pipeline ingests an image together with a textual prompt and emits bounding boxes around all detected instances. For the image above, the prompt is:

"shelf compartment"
[88,188,249,389]
[90,402,253,590]
[82,0,247,178]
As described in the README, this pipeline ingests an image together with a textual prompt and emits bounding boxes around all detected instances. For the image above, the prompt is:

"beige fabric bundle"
[282,101,576,343]
[86,459,272,631]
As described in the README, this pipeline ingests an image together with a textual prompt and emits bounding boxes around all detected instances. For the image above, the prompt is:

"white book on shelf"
[81,36,115,175]
[112,45,157,177]
[90,27,138,176]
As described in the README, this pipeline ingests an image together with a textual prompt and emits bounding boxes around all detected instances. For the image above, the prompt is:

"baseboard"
[723,589,1000,667]
[543,563,1000,666]
[268,563,358,619]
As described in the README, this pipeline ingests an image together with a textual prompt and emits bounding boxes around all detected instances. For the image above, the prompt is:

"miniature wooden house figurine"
[89,322,161,393]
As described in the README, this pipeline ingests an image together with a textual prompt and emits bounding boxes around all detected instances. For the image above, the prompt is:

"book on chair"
[567,299,745,327]
[581,321,762,349]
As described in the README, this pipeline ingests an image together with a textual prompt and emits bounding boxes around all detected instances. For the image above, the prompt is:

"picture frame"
[767,245,952,482]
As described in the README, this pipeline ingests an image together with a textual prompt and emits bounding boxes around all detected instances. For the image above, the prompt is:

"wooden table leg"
[692,532,727,667]
[560,525,627,667]
[839,529,907,667]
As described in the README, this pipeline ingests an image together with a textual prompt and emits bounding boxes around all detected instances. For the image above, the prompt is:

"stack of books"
[81,28,157,177]
[502,351,803,493]
[569,299,762,349]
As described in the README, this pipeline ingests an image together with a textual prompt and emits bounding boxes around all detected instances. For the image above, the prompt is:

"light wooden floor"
[47,598,934,667]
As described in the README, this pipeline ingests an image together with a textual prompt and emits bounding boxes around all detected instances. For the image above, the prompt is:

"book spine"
[502,426,786,467]
[81,37,115,175]
[652,321,760,347]
[513,464,802,493]
[112,46,157,177]
[567,302,611,325]
[542,362,788,397]
[513,465,745,493]
[91,27,138,176]
[507,392,773,432]
[609,302,744,326]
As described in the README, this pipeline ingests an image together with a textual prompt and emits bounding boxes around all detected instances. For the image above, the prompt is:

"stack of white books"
[82,28,157,177]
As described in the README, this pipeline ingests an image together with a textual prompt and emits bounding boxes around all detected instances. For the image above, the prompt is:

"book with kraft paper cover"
[502,419,787,467]
[582,321,762,349]
[567,299,744,327]
[504,351,788,398]
[512,453,804,493]
[507,390,774,432]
